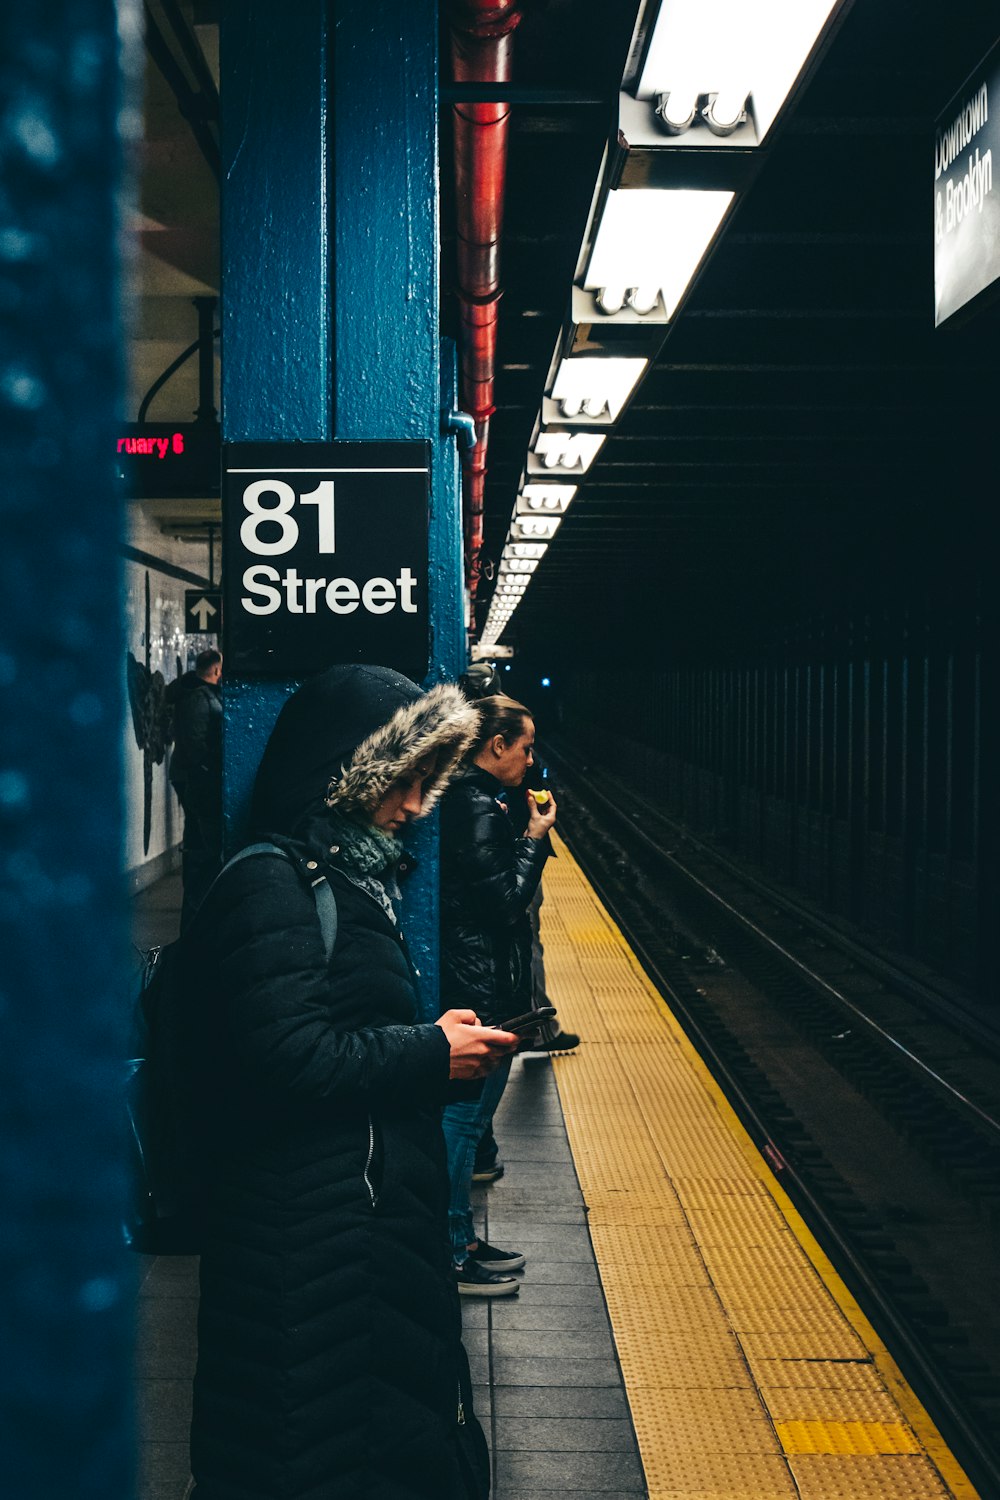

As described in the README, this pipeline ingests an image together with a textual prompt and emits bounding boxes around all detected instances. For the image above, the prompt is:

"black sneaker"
[471,1162,505,1184]
[467,1238,526,1272]
[523,1031,580,1054]
[454,1259,519,1297]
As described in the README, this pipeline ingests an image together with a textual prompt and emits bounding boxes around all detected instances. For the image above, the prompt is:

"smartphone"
[494,1006,557,1033]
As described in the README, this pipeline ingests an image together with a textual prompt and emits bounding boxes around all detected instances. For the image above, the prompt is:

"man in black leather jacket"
[167,648,223,930]
[439,694,557,1295]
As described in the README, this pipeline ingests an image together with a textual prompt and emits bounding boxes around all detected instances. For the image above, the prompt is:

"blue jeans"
[440,1055,513,1266]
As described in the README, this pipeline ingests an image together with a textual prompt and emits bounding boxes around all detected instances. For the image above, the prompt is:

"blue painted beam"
[0,4,135,1494]
[331,0,463,1006]
[221,0,465,1006]
[220,0,332,836]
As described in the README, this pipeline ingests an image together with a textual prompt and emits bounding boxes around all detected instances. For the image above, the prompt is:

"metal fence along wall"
[563,604,994,1002]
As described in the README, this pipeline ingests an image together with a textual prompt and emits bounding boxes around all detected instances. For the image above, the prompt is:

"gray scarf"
[324,808,404,926]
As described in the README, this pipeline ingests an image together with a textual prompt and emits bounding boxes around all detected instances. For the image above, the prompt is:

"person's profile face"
[371,754,439,834]
[491,720,535,788]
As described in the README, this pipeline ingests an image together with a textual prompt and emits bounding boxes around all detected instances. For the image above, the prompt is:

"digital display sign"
[114,421,220,499]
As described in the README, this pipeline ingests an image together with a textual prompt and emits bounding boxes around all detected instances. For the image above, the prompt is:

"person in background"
[439,694,557,1295]
[458,666,579,1068]
[507,748,580,1058]
[185,664,519,1500]
[167,646,223,930]
[456,662,510,1184]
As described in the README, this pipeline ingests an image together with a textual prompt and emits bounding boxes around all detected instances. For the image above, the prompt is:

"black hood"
[251,664,480,837]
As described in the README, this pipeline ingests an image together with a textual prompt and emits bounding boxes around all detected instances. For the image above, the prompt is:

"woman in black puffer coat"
[184,665,520,1500]
[438,695,557,1295]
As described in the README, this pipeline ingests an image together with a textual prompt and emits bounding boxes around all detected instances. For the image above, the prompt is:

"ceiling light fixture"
[503,542,548,561]
[596,286,628,315]
[702,89,748,135]
[548,358,647,424]
[511,514,562,541]
[655,89,698,134]
[517,484,577,514]
[632,0,843,142]
[584,187,733,321]
[531,432,606,474]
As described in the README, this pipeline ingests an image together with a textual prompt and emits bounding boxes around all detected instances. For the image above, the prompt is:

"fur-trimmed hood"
[251,664,480,837]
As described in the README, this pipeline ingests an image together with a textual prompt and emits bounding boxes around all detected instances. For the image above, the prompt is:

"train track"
[544,743,1000,1497]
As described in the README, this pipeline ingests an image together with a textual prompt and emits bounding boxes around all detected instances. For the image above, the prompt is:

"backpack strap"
[220,841,338,963]
[308,876,339,964]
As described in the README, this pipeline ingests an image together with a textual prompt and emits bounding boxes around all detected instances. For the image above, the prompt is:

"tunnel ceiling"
[447,0,1000,670]
[134,4,998,666]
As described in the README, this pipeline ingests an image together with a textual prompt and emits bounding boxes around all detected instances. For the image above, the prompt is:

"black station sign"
[934,37,1000,325]
[222,441,430,679]
[115,421,220,498]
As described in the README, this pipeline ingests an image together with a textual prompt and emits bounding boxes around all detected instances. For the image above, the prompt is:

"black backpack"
[124,842,338,1254]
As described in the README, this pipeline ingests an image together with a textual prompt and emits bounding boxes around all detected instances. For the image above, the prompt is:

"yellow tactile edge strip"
[541,832,978,1500]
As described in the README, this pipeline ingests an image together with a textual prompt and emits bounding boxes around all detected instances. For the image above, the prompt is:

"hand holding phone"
[436,1008,523,1080]
[494,1005,557,1034]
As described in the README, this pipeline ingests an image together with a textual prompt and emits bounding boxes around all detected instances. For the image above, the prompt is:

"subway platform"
[133,839,975,1499]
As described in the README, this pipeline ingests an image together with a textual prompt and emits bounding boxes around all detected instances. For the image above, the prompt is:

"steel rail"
[547,746,1000,1140]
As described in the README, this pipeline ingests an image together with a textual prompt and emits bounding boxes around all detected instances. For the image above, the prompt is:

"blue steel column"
[332,0,464,998]
[220,0,332,833]
[221,1,464,1002]
[0,5,137,1497]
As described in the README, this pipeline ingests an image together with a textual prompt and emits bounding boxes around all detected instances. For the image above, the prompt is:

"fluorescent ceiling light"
[532,432,606,472]
[511,514,562,541]
[584,187,733,319]
[635,0,840,141]
[550,358,647,422]
[655,89,698,134]
[503,542,547,561]
[517,485,577,514]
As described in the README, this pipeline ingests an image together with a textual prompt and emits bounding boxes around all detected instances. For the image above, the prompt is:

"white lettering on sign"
[242,566,419,617]
[236,475,421,624]
[935,83,989,179]
[936,147,994,241]
[934,81,995,248]
[240,479,337,556]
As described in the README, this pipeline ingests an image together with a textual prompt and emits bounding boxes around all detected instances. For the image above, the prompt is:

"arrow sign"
[185,588,223,635]
[191,597,217,629]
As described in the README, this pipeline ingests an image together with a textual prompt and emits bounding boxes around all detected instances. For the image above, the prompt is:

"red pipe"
[448,0,523,611]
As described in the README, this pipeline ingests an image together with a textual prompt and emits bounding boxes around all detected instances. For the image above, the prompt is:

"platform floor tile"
[788,1452,955,1494]
[538,834,975,1500]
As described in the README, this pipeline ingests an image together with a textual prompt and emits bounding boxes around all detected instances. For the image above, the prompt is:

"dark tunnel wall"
[556,585,995,1005]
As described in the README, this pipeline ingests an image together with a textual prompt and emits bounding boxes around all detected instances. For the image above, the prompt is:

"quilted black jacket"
[439,765,549,1022]
[187,845,479,1500]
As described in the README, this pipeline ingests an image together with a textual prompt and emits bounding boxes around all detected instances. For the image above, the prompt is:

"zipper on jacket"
[457,1382,466,1425]
[363,1114,379,1209]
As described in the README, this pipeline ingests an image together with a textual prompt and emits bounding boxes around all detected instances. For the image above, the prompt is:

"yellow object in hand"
[531,789,550,806]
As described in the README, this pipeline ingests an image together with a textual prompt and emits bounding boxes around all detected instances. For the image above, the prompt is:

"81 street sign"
[222,441,429,679]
